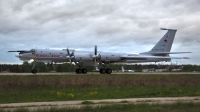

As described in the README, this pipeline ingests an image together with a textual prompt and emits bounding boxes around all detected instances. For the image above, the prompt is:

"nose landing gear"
[31,61,37,74]
[31,68,37,74]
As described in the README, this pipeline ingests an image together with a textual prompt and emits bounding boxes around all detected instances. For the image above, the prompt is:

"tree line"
[0,61,200,73]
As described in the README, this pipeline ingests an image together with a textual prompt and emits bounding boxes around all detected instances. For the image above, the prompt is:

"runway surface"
[0,72,200,75]
[1,96,200,111]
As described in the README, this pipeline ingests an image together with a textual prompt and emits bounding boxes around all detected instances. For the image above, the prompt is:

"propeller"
[92,45,101,66]
[66,48,77,66]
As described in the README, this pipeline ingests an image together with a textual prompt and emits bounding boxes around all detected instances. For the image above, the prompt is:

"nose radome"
[15,54,19,58]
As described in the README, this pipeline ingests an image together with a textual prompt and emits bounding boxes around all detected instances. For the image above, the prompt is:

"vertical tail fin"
[149,28,177,53]
[141,28,177,56]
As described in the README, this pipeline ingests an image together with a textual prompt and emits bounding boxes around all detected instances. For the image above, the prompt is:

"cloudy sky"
[0,0,199,65]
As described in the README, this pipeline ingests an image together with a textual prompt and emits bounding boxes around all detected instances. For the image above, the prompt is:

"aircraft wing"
[8,50,29,52]
[8,50,33,53]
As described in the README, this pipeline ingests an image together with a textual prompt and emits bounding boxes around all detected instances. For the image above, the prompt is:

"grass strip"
[0,86,200,103]
[0,74,200,103]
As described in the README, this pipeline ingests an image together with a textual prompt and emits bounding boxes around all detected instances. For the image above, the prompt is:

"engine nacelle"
[75,54,92,61]
[100,54,121,62]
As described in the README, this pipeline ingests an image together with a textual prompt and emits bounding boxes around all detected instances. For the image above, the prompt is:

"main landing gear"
[99,63,112,74]
[76,68,87,74]
[99,68,112,74]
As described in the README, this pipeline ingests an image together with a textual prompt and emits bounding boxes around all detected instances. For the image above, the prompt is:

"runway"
[0,72,200,75]
[1,96,200,111]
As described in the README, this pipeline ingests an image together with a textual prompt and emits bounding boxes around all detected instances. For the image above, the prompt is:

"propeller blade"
[95,45,97,55]
[66,48,70,55]
[66,48,76,66]
[92,45,99,66]
[70,50,75,57]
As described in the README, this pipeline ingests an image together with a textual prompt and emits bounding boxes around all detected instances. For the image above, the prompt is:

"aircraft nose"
[15,54,19,58]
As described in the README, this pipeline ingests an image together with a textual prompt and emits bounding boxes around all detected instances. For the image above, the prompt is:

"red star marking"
[164,39,167,43]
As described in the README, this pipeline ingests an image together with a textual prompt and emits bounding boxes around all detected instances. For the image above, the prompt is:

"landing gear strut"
[31,61,37,74]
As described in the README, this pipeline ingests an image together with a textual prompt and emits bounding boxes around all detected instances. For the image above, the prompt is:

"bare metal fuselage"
[16,49,171,65]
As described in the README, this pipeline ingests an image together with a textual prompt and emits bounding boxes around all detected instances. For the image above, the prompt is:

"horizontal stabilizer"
[121,56,172,60]
[170,57,190,59]
[121,56,190,60]
[152,52,192,55]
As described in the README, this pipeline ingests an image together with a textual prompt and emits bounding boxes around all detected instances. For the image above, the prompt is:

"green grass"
[1,102,200,112]
[0,74,200,103]
[0,86,199,103]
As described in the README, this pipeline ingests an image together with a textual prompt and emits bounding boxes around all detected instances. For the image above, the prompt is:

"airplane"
[8,28,191,74]
[121,66,134,72]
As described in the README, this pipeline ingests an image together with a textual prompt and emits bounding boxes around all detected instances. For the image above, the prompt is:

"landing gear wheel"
[76,69,82,74]
[106,68,112,74]
[100,68,106,74]
[31,69,37,74]
[82,68,87,74]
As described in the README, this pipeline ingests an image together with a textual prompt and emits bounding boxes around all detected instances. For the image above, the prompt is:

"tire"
[106,68,112,74]
[31,69,37,74]
[82,68,87,74]
[100,68,106,74]
[76,69,82,74]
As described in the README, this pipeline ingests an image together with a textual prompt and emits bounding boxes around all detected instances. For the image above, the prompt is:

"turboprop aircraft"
[8,28,191,74]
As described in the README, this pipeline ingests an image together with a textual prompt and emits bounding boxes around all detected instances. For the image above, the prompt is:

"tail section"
[141,28,177,56]
[150,28,177,53]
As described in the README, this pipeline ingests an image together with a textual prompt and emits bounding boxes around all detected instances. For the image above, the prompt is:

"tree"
[22,61,31,72]
[36,62,47,72]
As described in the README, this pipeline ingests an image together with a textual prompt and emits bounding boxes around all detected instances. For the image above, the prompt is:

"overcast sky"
[0,0,199,65]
